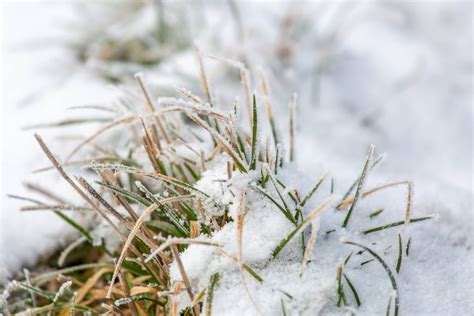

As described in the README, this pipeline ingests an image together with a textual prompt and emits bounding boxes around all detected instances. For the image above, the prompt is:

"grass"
[362,216,433,235]
[1,49,433,316]
[343,241,399,316]
[204,273,220,316]
[341,145,374,228]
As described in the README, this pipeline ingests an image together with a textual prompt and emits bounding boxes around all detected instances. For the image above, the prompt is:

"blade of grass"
[337,153,384,208]
[136,73,170,144]
[370,208,384,218]
[273,196,333,257]
[362,216,433,235]
[406,237,412,256]
[342,240,399,316]
[64,115,136,162]
[24,118,112,130]
[300,173,328,207]
[97,181,152,207]
[396,234,403,273]
[342,145,374,228]
[170,244,200,316]
[288,93,297,162]
[204,273,220,316]
[252,185,295,224]
[107,203,158,298]
[343,273,361,306]
[259,70,279,149]
[281,299,287,316]
[336,263,347,307]
[250,94,258,170]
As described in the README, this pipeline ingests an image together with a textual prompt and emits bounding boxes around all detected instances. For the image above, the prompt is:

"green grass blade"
[342,145,374,228]
[250,94,258,170]
[362,216,433,235]
[343,273,361,306]
[184,162,200,181]
[236,133,248,163]
[336,263,347,307]
[300,173,327,207]
[24,118,112,130]
[242,264,263,283]
[146,220,182,237]
[205,273,220,316]
[396,234,403,273]
[253,185,295,224]
[369,208,384,219]
[97,181,152,207]
[272,197,333,257]
[281,299,287,316]
[343,240,399,316]
[53,210,93,244]
[136,182,189,237]
[406,237,412,256]
[338,153,384,207]
[386,295,392,316]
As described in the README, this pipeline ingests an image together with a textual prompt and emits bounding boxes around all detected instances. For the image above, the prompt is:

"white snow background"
[1,1,473,314]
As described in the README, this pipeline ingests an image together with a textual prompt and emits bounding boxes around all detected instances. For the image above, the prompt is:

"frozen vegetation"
[1,1,472,315]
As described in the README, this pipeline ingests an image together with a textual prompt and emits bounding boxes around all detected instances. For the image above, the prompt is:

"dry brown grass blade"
[98,170,139,221]
[288,93,297,162]
[236,190,263,315]
[76,176,137,242]
[337,180,413,224]
[76,267,113,303]
[170,282,182,316]
[302,220,320,270]
[107,203,158,298]
[24,182,68,204]
[135,73,171,144]
[240,68,252,126]
[34,134,126,240]
[185,111,247,172]
[32,157,117,174]
[175,85,203,104]
[140,117,162,173]
[190,221,200,238]
[131,275,153,286]
[195,45,213,106]
[170,244,200,316]
[65,115,137,163]
[129,286,158,296]
[145,238,222,263]
[118,271,139,316]
[258,70,279,148]
[58,236,88,267]
[149,104,231,123]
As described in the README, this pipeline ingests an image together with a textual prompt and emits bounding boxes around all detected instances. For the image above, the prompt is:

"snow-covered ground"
[1,1,472,314]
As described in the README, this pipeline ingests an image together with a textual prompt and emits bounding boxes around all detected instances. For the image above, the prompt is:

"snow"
[1,0,473,314]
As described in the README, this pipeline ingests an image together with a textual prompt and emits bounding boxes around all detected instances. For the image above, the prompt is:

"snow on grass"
[1,1,472,315]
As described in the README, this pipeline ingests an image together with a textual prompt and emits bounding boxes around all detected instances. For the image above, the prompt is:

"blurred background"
[1,0,472,312]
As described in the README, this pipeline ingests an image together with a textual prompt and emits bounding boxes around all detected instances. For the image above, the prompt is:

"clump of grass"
[77,2,193,82]
[1,50,433,316]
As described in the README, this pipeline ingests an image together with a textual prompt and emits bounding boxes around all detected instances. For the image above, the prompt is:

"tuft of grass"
[3,49,433,316]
